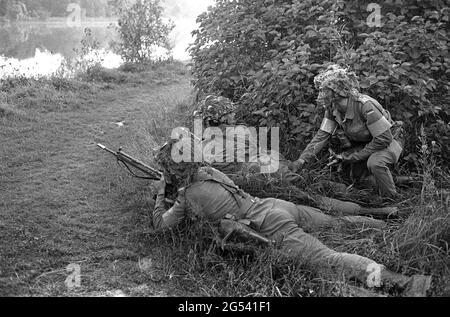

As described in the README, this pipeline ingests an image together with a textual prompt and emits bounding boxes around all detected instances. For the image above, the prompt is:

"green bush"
[190,0,450,168]
[112,0,175,64]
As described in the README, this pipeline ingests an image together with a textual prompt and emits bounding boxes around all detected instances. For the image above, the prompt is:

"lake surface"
[0,20,117,59]
[0,19,191,78]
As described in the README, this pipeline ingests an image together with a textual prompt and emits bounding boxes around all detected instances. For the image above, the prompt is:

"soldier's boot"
[403,275,433,297]
[347,285,387,297]
[381,270,432,297]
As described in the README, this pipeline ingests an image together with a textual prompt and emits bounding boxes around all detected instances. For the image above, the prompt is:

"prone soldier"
[151,138,431,297]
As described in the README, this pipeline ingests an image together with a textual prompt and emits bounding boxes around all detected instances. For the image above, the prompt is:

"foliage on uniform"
[189,0,450,169]
[112,0,175,64]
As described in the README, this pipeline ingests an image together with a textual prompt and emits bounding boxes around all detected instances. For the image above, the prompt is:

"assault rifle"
[97,144,163,180]
[97,144,177,203]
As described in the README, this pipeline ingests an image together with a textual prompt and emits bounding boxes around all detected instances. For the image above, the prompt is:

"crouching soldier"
[152,138,431,297]
[290,65,405,198]
[192,94,398,218]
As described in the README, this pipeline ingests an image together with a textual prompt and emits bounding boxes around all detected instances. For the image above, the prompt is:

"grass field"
[0,62,195,296]
[0,62,448,297]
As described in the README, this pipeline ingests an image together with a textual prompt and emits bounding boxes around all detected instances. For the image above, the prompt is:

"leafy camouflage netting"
[192,94,238,126]
[314,64,361,105]
[154,137,202,183]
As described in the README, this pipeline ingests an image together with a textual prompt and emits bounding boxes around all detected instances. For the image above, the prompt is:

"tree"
[113,0,175,63]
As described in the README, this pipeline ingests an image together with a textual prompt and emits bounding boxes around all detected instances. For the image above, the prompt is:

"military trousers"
[347,140,403,198]
[250,199,385,287]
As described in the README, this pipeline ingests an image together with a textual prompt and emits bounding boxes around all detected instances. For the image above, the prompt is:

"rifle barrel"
[119,151,162,176]
[97,144,162,180]
[97,143,117,156]
[118,151,162,180]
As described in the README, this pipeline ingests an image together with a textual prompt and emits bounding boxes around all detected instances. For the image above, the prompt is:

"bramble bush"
[189,0,450,169]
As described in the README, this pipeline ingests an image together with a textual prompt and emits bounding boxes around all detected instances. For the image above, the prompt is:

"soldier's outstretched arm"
[297,111,336,165]
[299,130,332,163]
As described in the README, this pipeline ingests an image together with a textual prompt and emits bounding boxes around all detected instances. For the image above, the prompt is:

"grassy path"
[0,68,192,296]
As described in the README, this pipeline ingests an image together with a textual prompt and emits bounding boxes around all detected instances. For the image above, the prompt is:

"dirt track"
[0,73,192,296]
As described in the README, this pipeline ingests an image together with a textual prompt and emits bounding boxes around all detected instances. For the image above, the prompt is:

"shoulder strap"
[358,94,393,123]
[195,167,249,208]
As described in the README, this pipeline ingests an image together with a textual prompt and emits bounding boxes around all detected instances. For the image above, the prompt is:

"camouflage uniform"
[299,66,403,197]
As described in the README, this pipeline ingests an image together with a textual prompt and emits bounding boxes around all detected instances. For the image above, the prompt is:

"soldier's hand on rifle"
[156,175,166,196]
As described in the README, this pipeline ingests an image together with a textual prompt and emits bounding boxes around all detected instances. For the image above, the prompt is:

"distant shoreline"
[1,17,118,27]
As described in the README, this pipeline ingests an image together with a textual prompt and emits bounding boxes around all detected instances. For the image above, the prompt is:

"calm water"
[0,19,189,78]
[0,21,123,78]
[0,21,118,59]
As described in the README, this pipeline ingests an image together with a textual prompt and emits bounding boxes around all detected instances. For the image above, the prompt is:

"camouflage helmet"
[155,135,201,181]
[314,64,360,97]
[192,95,237,126]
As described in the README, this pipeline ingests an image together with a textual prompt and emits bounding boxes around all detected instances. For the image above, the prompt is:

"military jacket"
[300,94,402,163]
[153,167,263,229]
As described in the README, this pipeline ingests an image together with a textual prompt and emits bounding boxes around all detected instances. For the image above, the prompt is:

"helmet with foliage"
[192,95,238,126]
[155,136,202,184]
[314,65,360,104]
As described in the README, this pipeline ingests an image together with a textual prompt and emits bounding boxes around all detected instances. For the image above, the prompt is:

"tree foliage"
[113,0,175,64]
[190,0,450,168]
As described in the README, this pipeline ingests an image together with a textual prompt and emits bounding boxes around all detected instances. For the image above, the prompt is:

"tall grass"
[3,59,446,296]
[386,128,450,294]
[117,94,449,297]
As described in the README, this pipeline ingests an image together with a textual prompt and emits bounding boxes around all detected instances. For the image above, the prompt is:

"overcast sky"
[163,0,214,60]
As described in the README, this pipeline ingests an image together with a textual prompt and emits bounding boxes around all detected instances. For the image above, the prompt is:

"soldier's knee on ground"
[367,155,387,173]
[366,153,399,198]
